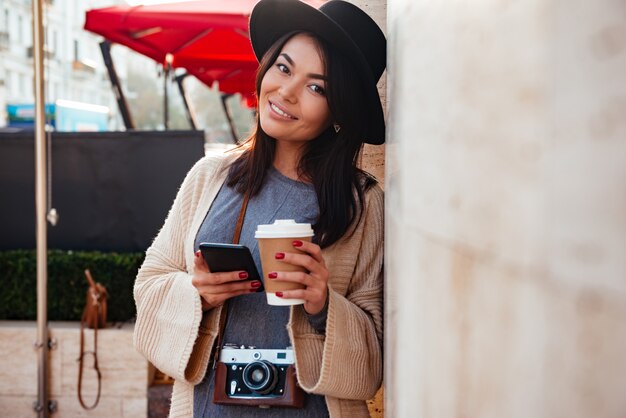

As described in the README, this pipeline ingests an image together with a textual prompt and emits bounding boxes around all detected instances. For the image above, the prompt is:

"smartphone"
[198,243,262,290]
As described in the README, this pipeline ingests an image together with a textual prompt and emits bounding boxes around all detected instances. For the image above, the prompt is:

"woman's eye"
[276,63,289,74]
[310,84,326,95]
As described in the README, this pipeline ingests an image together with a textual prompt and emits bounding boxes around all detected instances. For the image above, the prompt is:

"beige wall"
[349,0,387,185]
[0,322,148,417]
[386,1,626,417]
[344,2,387,416]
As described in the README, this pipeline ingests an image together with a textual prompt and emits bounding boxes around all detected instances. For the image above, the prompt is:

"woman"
[133,0,386,416]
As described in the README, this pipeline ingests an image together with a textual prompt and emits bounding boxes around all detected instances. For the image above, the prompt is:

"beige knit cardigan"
[133,152,384,417]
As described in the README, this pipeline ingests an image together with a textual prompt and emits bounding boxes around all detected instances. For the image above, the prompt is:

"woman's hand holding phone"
[191,250,262,311]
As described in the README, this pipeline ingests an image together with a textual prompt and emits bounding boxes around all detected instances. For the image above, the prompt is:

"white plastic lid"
[255,219,314,238]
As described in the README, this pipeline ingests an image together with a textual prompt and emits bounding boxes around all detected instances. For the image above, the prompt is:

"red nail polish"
[239,271,248,279]
[275,291,283,297]
[268,272,278,279]
[251,281,261,288]
[275,252,285,260]
[292,240,303,247]
[194,251,200,258]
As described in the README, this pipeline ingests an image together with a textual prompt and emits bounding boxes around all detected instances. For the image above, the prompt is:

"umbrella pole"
[163,64,169,130]
[100,41,135,130]
[175,73,198,130]
[220,93,239,144]
[33,0,52,416]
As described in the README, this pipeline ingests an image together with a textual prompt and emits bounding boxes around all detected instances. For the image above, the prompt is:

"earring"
[333,122,341,134]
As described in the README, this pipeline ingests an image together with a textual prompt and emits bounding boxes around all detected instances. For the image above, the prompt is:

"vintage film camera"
[213,345,304,408]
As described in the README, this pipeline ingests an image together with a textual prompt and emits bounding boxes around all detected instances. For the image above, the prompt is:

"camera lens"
[250,368,264,383]
[242,361,278,394]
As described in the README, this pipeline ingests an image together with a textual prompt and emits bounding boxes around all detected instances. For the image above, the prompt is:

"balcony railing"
[72,59,97,74]
[27,45,55,60]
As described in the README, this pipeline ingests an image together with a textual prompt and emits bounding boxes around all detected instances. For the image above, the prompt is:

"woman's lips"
[269,100,297,120]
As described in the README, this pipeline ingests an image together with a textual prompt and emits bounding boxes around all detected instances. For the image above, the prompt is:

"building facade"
[0,0,127,128]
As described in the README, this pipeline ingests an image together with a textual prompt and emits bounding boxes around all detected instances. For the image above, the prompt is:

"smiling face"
[258,34,332,145]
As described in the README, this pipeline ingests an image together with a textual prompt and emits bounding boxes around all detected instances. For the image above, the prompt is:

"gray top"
[193,166,329,417]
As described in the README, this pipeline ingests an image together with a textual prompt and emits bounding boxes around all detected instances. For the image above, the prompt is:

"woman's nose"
[278,80,297,103]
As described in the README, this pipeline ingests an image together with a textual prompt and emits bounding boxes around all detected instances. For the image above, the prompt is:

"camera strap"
[212,190,251,369]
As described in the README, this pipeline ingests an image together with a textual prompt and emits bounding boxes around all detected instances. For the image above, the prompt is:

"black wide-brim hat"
[249,0,387,145]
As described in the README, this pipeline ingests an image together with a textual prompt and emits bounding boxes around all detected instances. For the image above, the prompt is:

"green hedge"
[0,250,144,322]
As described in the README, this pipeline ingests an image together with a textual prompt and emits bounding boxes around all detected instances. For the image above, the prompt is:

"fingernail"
[239,271,248,279]
[251,281,261,288]
[275,291,283,298]
[194,250,200,258]
[292,240,303,247]
[268,272,278,279]
[275,252,285,259]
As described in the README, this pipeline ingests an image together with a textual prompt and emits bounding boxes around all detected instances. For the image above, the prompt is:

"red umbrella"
[84,0,265,105]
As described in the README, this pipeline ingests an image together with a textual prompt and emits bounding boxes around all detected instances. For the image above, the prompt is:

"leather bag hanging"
[77,269,108,410]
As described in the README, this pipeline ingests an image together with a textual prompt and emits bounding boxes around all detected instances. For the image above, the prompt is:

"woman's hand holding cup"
[269,239,329,315]
[191,250,261,311]
[256,219,327,311]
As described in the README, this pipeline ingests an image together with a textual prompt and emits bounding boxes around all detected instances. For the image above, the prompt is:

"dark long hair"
[227,32,377,248]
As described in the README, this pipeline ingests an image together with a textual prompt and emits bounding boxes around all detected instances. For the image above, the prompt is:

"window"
[1,10,9,51]
[25,74,33,98]
[54,82,61,101]
[17,15,23,43]
[52,29,57,53]
[3,10,8,34]
[9,71,15,95]
[19,73,26,95]
[5,69,11,94]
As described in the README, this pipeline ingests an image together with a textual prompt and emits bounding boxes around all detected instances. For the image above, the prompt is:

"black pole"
[163,65,169,130]
[99,41,134,130]
[220,93,238,144]
[175,73,198,130]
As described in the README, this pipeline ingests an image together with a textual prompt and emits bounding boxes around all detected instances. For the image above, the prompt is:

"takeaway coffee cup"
[255,220,314,306]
